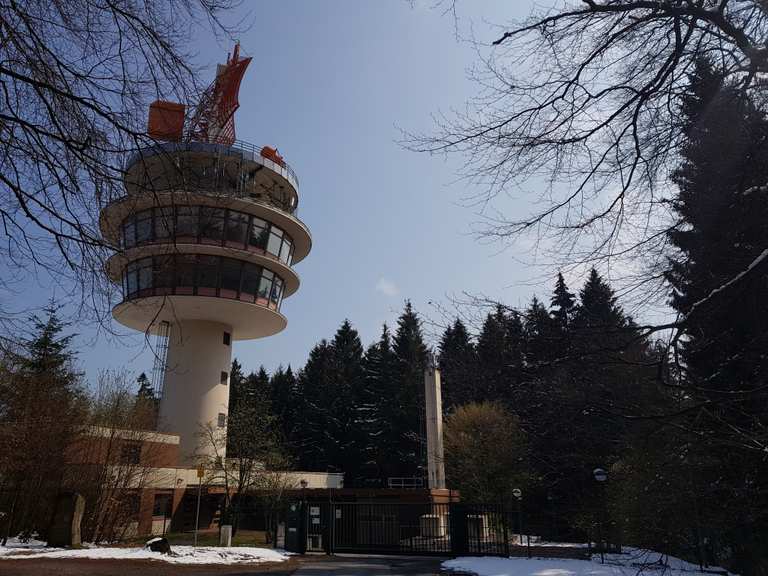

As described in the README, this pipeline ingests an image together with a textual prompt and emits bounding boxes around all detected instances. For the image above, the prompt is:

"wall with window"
[121,206,295,265]
[122,255,285,310]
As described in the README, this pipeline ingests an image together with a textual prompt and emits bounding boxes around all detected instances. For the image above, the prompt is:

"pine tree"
[227,362,269,457]
[390,301,428,480]
[524,296,557,367]
[136,372,154,400]
[550,272,575,330]
[328,320,365,480]
[270,365,297,450]
[476,305,524,402]
[134,371,158,428]
[227,358,247,415]
[438,318,478,410]
[662,58,768,568]
[0,305,85,541]
[357,324,397,486]
[294,340,334,470]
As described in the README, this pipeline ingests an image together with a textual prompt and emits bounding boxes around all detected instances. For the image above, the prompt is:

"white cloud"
[375,277,399,297]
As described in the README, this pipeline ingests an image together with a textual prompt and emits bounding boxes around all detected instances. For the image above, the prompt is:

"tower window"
[217,413,226,428]
[220,371,228,385]
[223,332,231,346]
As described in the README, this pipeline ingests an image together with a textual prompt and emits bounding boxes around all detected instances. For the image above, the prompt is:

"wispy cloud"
[375,277,399,297]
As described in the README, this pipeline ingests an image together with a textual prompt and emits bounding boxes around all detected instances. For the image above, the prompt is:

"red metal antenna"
[187,44,252,145]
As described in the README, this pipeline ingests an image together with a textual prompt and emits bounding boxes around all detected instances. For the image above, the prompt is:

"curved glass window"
[120,206,294,265]
[121,255,285,310]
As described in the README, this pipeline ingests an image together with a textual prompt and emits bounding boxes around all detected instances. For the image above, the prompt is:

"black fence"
[285,501,532,557]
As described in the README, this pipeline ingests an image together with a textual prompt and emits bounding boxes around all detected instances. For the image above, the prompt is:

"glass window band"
[120,206,295,265]
[121,254,285,310]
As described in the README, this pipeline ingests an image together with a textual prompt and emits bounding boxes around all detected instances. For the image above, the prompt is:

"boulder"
[48,492,85,548]
[146,537,172,554]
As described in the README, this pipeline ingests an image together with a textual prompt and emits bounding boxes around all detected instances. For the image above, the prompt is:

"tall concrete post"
[424,353,446,490]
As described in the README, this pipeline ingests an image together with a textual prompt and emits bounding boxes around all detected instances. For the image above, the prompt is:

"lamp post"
[512,488,529,557]
[593,468,608,564]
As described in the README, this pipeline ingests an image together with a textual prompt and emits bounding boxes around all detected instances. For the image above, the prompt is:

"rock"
[146,537,172,554]
[48,492,85,548]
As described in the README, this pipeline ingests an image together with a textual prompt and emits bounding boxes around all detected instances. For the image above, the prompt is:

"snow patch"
[443,547,733,576]
[0,543,289,565]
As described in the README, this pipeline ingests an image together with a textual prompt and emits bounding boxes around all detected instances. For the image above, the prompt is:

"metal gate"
[290,501,514,556]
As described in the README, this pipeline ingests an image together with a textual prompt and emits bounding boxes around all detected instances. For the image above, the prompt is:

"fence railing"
[124,138,300,193]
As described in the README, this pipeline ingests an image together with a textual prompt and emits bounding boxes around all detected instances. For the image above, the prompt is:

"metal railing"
[124,138,300,192]
[387,477,425,489]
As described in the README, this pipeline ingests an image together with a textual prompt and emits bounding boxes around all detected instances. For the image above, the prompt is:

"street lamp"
[593,468,608,564]
[511,488,529,557]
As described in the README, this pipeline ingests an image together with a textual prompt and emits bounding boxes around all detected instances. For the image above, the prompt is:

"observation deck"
[99,139,311,340]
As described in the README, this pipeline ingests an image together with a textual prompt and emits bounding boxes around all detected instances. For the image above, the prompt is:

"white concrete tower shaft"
[158,320,233,462]
[424,358,446,490]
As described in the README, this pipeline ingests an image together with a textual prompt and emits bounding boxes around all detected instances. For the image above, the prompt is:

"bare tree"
[0,0,241,327]
[67,371,165,543]
[444,401,529,503]
[406,1,768,304]
[197,389,294,541]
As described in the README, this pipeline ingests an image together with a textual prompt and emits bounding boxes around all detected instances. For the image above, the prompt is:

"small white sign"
[335,508,342,519]
[310,506,320,516]
[312,517,320,525]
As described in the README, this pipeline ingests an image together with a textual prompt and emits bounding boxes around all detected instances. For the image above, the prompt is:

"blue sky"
[14,1,562,382]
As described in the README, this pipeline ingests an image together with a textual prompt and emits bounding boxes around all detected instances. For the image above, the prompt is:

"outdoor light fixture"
[593,468,608,482]
[593,467,608,564]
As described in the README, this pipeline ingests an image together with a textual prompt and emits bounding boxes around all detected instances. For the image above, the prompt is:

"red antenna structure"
[186,44,252,145]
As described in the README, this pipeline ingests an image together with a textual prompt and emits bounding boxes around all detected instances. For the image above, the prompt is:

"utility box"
[284,502,306,554]
[219,524,232,547]
[148,100,185,141]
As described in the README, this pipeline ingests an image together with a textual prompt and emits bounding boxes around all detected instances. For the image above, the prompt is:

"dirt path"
[0,556,300,576]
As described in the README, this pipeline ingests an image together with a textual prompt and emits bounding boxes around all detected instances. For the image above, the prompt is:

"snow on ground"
[444,547,732,576]
[0,540,289,565]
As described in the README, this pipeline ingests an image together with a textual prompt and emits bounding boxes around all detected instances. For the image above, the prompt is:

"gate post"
[449,502,468,557]
[284,500,306,554]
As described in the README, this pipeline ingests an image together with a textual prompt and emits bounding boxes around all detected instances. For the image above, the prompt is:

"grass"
[125,529,271,548]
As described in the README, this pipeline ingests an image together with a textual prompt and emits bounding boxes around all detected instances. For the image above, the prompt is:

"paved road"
[292,555,447,576]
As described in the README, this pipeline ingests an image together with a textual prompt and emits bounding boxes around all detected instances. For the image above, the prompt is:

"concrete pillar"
[424,357,446,489]
[158,320,232,464]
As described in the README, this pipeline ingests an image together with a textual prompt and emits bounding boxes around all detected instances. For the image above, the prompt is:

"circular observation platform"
[123,141,300,214]
[100,141,311,341]
[99,192,312,264]
[113,295,286,340]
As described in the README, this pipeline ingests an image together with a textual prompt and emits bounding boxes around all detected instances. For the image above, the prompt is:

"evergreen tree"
[357,324,397,486]
[0,306,85,542]
[328,320,365,481]
[662,58,768,570]
[476,306,524,402]
[227,359,247,416]
[294,340,334,470]
[524,296,556,367]
[438,318,478,410]
[136,372,154,400]
[227,362,269,457]
[134,371,157,428]
[550,272,575,332]
[390,302,428,479]
[270,365,297,450]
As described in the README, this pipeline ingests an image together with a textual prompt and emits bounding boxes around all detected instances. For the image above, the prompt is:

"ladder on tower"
[151,321,171,402]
